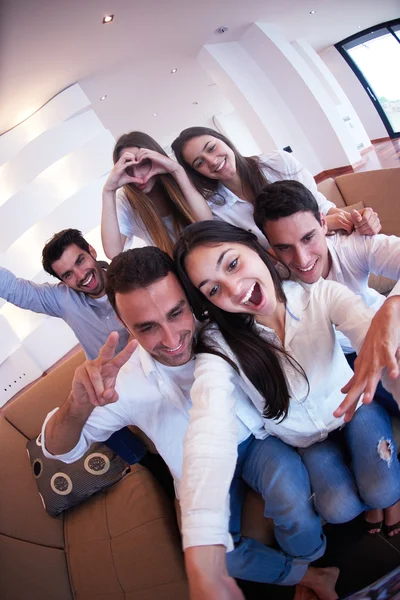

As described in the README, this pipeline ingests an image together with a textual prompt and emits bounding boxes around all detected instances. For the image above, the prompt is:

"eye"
[170,310,183,319]
[194,159,204,168]
[209,285,219,297]
[227,258,238,272]
[276,246,290,252]
[304,234,314,243]
[140,325,154,333]
[208,144,216,152]
[64,272,72,280]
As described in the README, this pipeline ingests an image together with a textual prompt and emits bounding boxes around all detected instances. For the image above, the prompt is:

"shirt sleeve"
[41,401,132,464]
[0,266,63,318]
[180,349,239,552]
[389,280,400,298]
[116,189,135,240]
[261,151,335,215]
[320,280,375,353]
[358,234,400,283]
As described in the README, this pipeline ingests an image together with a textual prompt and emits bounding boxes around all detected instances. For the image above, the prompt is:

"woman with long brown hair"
[101,131,211,258]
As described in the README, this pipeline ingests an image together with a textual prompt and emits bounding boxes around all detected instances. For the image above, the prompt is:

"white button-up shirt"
[41,344,266,549]
[180,279,387,549]
[325,232,400,352]
[208,152,335,249]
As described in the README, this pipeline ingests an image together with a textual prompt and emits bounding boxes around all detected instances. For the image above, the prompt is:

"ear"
[88,245,97,260]
[320,212,328,235]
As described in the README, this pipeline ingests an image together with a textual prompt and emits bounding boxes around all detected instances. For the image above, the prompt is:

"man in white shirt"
[254,179,400,415]
[41,246,339,600]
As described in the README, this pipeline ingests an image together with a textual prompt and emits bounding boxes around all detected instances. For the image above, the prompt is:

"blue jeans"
[226,435,326,585]
[299,402,400,524]
[105,427,147,464]
[346,352,400,416]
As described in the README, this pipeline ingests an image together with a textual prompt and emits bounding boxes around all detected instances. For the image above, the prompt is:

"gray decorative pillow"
[27,434,130,517]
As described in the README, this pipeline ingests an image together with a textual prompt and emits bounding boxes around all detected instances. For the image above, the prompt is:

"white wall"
[319,46,388,141]
[0,84,115,407]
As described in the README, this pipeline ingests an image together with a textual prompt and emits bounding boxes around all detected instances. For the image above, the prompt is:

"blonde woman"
[101,131,211,258]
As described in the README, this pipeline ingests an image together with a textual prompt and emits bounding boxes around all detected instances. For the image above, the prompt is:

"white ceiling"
[1,0,399,143]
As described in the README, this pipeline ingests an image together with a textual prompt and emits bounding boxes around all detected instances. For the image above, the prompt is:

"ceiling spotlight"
[309,10,316,14]
[215,26,228,35]
[100,95,107,101]
[153,113,158,117]
[103,15,114,24]
[171,68,178,73]
[358,25,362,29]
[192,101,199,105]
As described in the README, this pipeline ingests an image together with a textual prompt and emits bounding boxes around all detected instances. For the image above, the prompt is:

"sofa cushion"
[0,533,73,600]
[65,466,188,599]
[317,178,346,208]
[3,350,85,439]
[0,417,64,548]
[27,435,130,517]
[335,168,400,237]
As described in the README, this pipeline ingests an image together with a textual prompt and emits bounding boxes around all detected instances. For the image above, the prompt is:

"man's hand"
[351,207,381,236]
[72,332,137,409]
[334,296,400,422]
[185,546,244,600]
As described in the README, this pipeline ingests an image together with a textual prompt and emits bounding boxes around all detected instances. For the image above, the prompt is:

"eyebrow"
[198,249,231,290]
[274,230,316,248]
[133,300,186,329]
[191,140,212,167]
[60,253,85,279]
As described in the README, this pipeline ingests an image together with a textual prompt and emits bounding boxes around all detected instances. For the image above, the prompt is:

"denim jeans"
[346,352,400,416]
[226,435,326,586]
[105,427,147,464]
[299,402,400,524]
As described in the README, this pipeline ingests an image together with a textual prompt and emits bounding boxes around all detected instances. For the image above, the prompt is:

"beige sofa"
[0,167,399,600]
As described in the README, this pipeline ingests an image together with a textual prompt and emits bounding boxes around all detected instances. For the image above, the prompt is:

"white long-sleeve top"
[208,151,335,249]
[181,279,386,549]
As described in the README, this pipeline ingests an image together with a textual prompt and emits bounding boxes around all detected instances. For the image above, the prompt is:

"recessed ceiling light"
[171,68,178,74]
[309,10,316,14]
[358,25,362,29]
[192,101,199,105]
[103,15,114,24]
[215,26,228,35]
[100,95,107,101]
[153,113,158,117]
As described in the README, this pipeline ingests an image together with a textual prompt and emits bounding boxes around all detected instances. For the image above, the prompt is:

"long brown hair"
[171,126,276,204]
[113,131,197,256]
[174,220,309,421]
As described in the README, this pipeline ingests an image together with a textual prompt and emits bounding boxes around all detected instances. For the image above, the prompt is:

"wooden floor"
[316,138,400,182]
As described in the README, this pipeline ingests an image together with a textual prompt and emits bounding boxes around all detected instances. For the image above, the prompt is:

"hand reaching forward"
[72,332,137,409]
[334,296,400,422]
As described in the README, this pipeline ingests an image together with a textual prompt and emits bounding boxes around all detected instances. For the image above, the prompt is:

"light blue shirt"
[0,265,129,359]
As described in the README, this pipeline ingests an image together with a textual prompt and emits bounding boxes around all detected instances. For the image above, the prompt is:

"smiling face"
[115,272,195,367]
[121,146,156,194]
[51,243,106,298]
[185,241,279,318]
[263,211,330,283]
[182,135,237,182]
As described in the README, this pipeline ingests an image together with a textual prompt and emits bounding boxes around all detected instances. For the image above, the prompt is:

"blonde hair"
[113,131,197,256]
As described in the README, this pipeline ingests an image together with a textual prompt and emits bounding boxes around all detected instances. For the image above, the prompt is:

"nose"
[293,246,309,267]
[224,277,241,301]
[161,324,180,349]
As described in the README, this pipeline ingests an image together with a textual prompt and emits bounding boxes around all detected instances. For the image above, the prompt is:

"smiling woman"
[101,131,212,259]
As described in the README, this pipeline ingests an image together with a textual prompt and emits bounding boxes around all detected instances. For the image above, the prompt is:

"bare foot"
[384,500,400,537]
[294,584,318,600]
[300,566,340,600]
[364,508,383,534]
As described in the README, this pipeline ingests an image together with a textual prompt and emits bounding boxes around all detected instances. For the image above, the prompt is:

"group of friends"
[2,126,400,600]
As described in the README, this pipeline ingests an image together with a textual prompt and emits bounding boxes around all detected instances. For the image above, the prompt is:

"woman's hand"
[103,152,145,193]
[325,210,354,234]
[352,207,381,236]
[134,148,181,183]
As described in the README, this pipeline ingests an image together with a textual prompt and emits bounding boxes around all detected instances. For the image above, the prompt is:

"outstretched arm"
[0,265,63,317]
[43,332,137,460]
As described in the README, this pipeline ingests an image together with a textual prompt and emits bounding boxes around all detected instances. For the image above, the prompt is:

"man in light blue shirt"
[0,228,171,490]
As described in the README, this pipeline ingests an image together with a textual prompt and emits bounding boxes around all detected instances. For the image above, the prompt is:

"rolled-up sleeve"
[180,352,239,551]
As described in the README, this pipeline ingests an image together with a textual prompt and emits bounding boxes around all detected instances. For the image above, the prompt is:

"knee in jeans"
[358,438,397,508]
[314,486,361,524]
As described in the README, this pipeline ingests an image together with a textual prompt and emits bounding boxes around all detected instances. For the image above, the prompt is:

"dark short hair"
[254,180,321,237]
[42,229,91,279]
[106,247,176,318]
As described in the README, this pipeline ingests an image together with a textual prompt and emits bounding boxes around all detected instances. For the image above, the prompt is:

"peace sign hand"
[104,152,145,193]
[72,332,137,410]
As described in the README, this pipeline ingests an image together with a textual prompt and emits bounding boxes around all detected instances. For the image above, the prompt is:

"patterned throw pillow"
[27,433,130,517]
